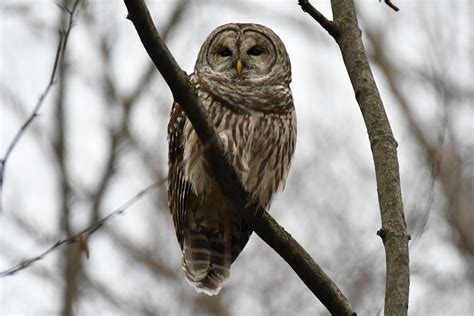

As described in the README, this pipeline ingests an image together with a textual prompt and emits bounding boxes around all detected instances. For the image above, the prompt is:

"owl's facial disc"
[207,29,276,80]
[238,31,276,78]
[207,30,239,77]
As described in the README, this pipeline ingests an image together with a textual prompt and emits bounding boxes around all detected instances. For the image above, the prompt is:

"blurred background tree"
[1,0,472,315]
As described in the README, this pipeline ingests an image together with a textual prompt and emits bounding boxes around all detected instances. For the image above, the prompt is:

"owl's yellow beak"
[236,59,243,76]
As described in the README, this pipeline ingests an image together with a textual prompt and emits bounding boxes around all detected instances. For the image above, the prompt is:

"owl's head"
[195,23,291,84]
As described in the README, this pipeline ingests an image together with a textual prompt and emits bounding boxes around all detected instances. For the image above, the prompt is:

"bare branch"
[301,0,409,314]
[0,0,81,212]
[298,0,339,38]
[382,0,400,12]
[123,0,355,315]
[300,0,409,314]
[333,0,410,312]
[0,36,62,212]
[0,181,161,277]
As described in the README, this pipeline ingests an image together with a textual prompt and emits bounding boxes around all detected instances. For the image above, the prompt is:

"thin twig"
[0,181,161,277]
[382,0,400,12]
[298,0,339,38]
[0,36,62,211]
[0,0,81,212]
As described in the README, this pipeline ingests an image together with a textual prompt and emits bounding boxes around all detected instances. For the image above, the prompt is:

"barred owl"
[168,23,296,295]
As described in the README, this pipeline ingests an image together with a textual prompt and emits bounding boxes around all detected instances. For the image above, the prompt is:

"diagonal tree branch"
[301,0,409,315]
[298,0,339,38]
[123,0,355,315]
[382,0,400,12]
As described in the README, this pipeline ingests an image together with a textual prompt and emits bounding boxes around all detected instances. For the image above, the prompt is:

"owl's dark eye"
[218,48,232,57]
[247,47,263,56]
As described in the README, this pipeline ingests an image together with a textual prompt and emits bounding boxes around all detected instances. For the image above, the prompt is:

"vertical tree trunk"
[330,1,410,315]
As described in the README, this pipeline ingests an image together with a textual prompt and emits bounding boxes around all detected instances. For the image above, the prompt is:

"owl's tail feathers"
[182,230,231,296]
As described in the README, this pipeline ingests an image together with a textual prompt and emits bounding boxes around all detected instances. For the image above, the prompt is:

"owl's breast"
[183,78,296,209]
[182,94,252,197]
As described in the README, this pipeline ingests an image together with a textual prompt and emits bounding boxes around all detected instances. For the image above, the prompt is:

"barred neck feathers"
[194,71,293,114]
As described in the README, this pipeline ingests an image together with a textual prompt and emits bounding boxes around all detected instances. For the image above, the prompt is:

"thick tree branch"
[302,0,409,315]
[123,0,355,315]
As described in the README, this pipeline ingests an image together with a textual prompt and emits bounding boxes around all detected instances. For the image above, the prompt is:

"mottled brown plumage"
[167,23,296,295]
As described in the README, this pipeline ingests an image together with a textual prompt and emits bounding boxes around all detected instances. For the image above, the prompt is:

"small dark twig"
[381,0,400,12]
[0,181,161,277]
[0,0,81,212]
[298,0,339,38]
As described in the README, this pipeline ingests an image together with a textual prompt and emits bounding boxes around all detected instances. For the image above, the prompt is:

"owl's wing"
[167,101,193,249]
[168,94,253,265]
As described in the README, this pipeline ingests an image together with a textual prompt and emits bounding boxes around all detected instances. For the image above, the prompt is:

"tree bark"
[330,1,410,315]
[300,0,410,314]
